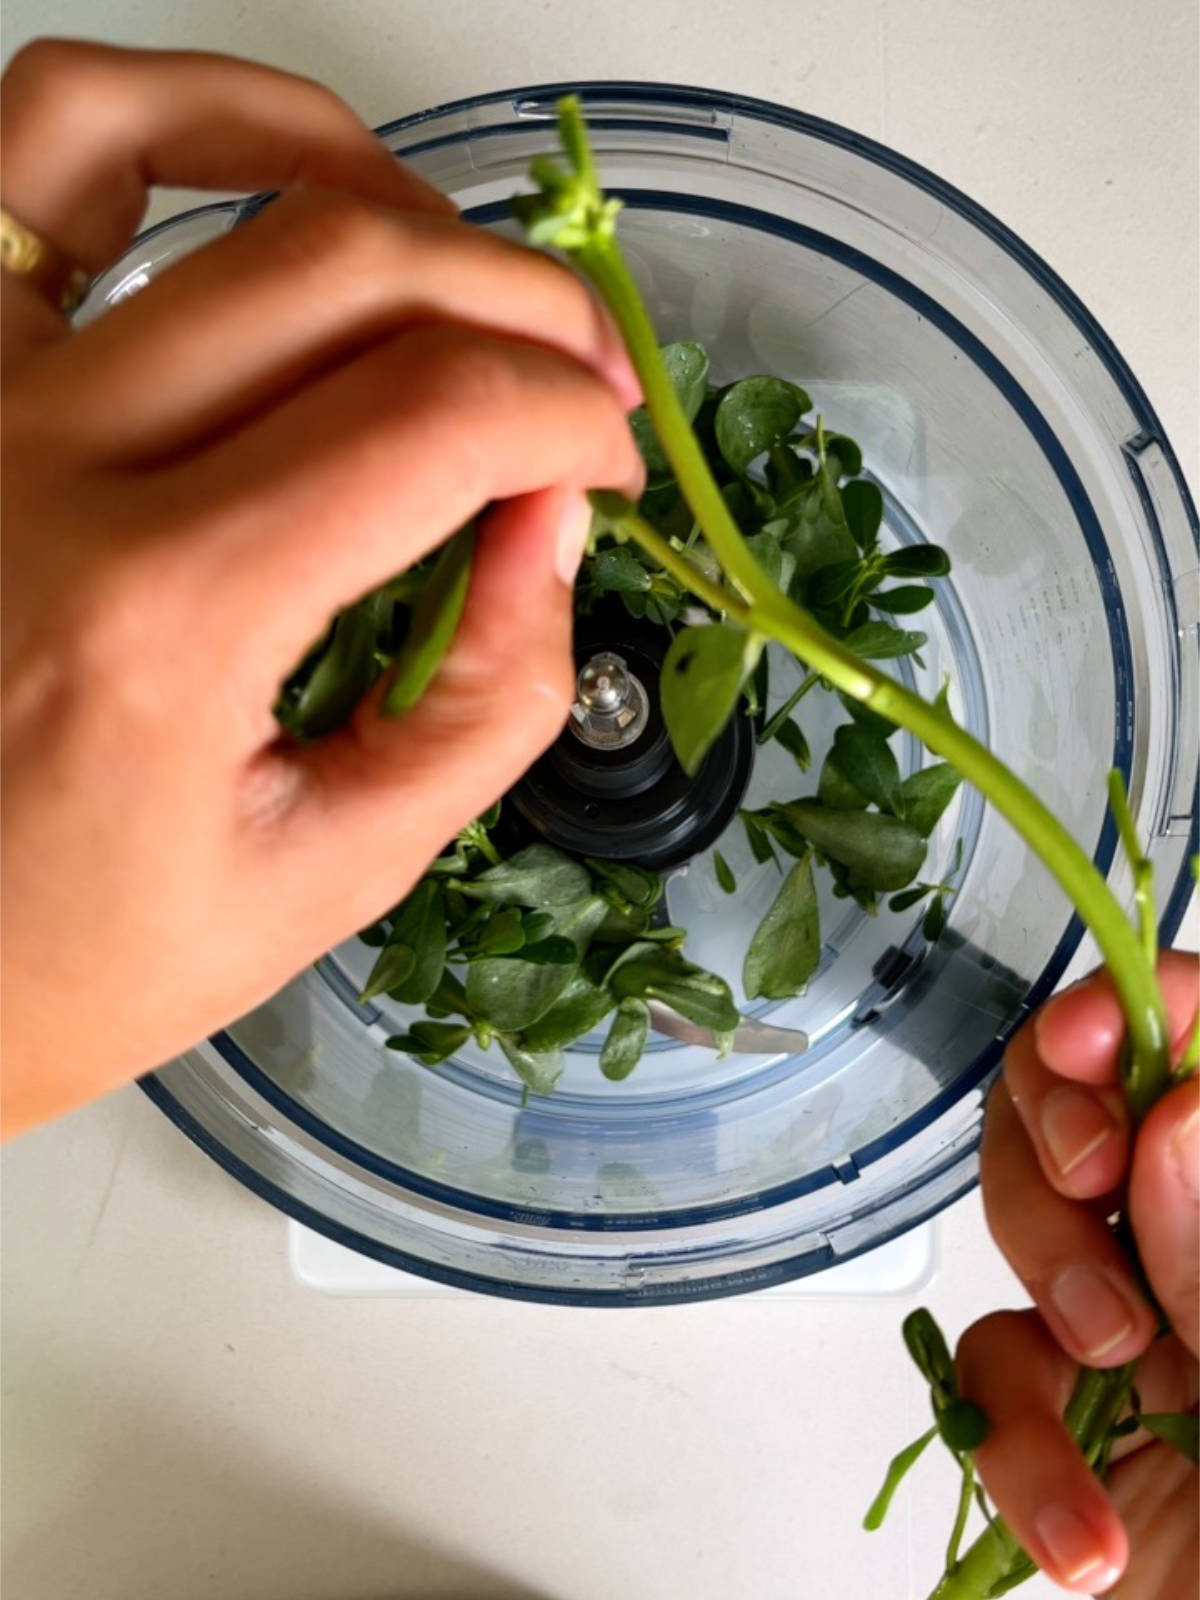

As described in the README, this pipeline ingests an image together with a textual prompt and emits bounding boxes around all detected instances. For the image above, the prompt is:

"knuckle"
[406,324,522,413]
[268,189,397,286]
[6,36,94,89]
[59,542,186,700]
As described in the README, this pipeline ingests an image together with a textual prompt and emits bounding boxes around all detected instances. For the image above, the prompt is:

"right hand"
[961,951,1198,1595]
[1,40,643,1134]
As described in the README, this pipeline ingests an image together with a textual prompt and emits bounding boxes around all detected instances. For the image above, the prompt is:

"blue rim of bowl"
[140,83,1198,1302]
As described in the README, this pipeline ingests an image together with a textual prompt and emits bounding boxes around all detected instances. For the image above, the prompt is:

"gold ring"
[0,206,91,315]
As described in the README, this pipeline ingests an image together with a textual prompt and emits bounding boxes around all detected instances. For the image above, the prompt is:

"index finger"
[1,38,453,278]
[1033,951,1199,1086]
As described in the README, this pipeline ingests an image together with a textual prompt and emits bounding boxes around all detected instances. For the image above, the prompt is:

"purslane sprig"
[510,96,1183,1600]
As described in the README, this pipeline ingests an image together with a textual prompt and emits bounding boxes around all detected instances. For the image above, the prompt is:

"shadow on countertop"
[1,1348,558,1600]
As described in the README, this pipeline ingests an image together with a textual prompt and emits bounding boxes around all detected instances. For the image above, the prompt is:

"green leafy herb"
[742,811,779,868]
[457,844,593,907]
[1140,1411,1200,1462]
[818,750,869,810]
[863,1427,937,1531]
[773,716,811,769]
[519,972,615,1052]
[714,375,810,474]
[776,802,926,891]
[938,1399,989,1452]
[630,341,710,482]
[900,763,962,837]
[279,600,381,740]
[383,524,475,714]
[714,850,737,895]
[585,857,663,909]
[881,544,952,579]
[590,546,652,593]
[661,623,763,776]
[600,997,650,1080]
[831,723,905,817]
[498,1034,565,1096]
[841,479,884,551]
[611,948,740,1033]
[743,857,821,1000]
[841,621,928,660]
[359,880,447,1004]
[466,952,578,1033]
[385,1021,471,1065]
[873,584,935,615]
[922,894,948,942]
[511,101,1176,1600]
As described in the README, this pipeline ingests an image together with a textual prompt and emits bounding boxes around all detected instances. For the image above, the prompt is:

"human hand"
[960,951,1198,1595]
[1,41,643,1135]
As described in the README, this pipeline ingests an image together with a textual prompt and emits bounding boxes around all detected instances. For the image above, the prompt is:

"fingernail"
[555,491,593,585]
[1033,1503,1120,1588]
[1049,1264,1137,1360]
[1040,1085,1120,1177]
[1173,1108,1200,1199]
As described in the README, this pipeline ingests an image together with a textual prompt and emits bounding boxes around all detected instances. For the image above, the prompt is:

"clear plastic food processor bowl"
[83,85,1198,1304]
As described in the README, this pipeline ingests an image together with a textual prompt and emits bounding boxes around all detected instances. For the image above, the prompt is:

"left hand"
[960,952,1198,1595]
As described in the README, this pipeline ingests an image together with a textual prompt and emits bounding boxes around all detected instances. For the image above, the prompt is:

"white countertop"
[3,4,1196,1598]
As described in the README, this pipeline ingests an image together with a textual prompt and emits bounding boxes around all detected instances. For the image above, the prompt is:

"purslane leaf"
[590,546,652,593]
[714,375,810,474]
[385,1021,472,1066]
[498,1035,565,1096]
[457,844,592,907]
[881,544,952,578]
[841,479,884,550]
[610,948,740,1033]
[818,751,869,811]
[872,584,935,615]
[832,723,905,817]
[1139,1412,1200,1462]
[778,801,927,891]
[862,1426,937,1532]
[743,857,821,1000]
[661,623,763,776]
[600,997,650,1080]
[466,954,578,1033]
[841,621,928,660]
[773,716,811,769]
[383,524,476,714]
[900,763,962,838]
[282,600,380,740]
[628,341,710,481]
[714,850,737,894]
[360,880,446,1004]
[518,971,615,1052]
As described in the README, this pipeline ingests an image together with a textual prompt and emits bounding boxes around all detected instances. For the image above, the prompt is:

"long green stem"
[758,671,821,745]
[589,494,750,622]
[576,233,1169,1118]
[534,115,1175,1598]
[927,1521,1024,1599]
[1107,770,1157,968]
[946,1460,976,1571]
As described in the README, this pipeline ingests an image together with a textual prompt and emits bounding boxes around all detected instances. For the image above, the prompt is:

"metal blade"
[646,1001,809,1056]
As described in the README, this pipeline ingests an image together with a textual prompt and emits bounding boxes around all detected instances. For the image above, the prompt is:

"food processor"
[81,84,1197,1304]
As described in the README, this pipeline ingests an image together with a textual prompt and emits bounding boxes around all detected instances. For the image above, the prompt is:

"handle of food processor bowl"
[509,89,728,130]
[75,199,247,325]
[1122,433,1199,940]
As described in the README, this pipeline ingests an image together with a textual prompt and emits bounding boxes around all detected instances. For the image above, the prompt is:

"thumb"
[1130,1076,1200,1357]
[271,486,589,929]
